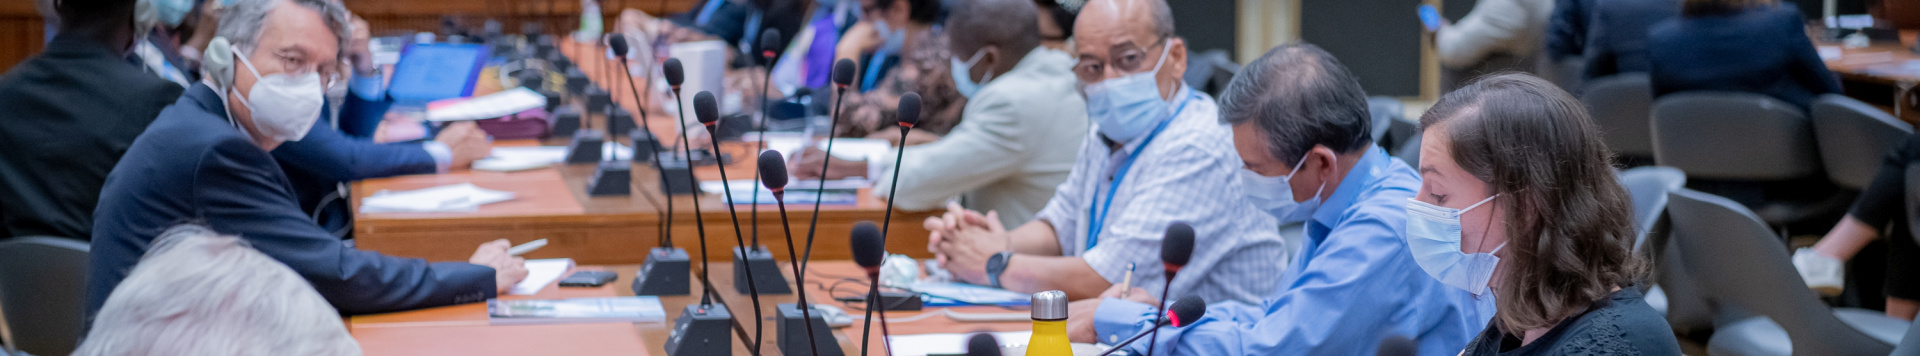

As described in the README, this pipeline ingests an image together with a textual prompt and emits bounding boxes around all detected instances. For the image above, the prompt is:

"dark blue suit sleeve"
[198,137,494,314]
[272,123,437,183]
[1780,10,1842,96]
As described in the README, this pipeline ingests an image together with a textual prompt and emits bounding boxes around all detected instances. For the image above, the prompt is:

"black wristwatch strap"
[986,251,1013,289]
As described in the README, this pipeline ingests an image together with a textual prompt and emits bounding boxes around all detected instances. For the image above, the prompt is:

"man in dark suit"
[0,0,184,241]
[1582,0,1680,81]
[89,0,527,317]
[1647,1,1841,110]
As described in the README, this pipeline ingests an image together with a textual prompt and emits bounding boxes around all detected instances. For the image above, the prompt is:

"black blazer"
[1582,0,1680,80]
[88,84,495,319]
[1647,5,1841,110]
[0,36,182,240]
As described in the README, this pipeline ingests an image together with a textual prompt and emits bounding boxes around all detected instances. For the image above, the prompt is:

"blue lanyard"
[1085,93,1194,250]
[695,0,726,27]
[739,11,763,53]
[861,50,889,92]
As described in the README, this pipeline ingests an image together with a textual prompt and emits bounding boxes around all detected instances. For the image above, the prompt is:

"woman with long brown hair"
[1409,73,1679,354]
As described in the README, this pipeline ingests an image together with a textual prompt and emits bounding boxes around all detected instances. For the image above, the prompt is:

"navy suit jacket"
[273,93,435,238]
[1647,6,1841,110]
[1547,0,1596,60]
[89,83,495,319]
[1582,0,1680,80]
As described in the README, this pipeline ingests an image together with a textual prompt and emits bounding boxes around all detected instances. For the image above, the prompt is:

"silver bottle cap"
[1030,290,1069,320]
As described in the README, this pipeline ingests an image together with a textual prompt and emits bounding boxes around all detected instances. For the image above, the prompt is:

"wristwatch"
[985,252,1013,289]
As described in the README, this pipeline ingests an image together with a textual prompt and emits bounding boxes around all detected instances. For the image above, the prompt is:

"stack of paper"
[360,183,515,213]
[887,331,1032,356]
[489,297,667,325]
[475,146,568,172]
[509,258,576,295]
[425,87,548,122]
[699,180,860,205]
[909,281,1031,307]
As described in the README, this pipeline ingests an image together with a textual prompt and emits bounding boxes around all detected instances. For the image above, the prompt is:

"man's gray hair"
[72,225,361,356]
[1218,43,1373,166]
[1143,0,1174,40]
[219,0,351,59]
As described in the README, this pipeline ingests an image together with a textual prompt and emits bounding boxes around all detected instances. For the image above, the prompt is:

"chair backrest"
[1651,91,1822,180]
[1368,96,1404,144]
[1894,317,1920,355]
[1908,162,1920,249]
[1581,73,1655,158]
[0,236,91,356]
[1664,189,1893,354]
[1619,166,1686,251]
[1812,94,1915,191]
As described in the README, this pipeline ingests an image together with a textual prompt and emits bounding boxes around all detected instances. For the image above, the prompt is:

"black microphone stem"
[772,193,821,356]
[1146,272,1178,356]
[749,58,774,250]
[670,89,715,307]
[879,124,911,238]
[799,86,847,274]
[617,55,671,249]
[705,128,763,356]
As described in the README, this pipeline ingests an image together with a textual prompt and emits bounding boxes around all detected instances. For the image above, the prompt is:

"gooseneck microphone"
[665,59,717,306]
[695,91,765,356]
[1094,296,1208,356]
[748,28,781,250]
[849,221,893,356]
[1147,222,1195,356]
[799,59,861,274]
[966,333,1003,356]
[609,33,667,241]
[877,93,921,239]
[757,151,820,356]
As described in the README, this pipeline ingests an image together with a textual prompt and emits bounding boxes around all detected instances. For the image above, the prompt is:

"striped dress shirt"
[1033,87,1289,305]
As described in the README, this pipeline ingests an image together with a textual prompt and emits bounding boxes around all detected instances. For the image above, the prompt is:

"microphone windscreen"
[694,91,720,125]
[663,58,685,86]
[1161,222,1195,268]
[607,33,629,57]
[965,333,1002,356]
[1376,336,1417,356]
[757,151,788,189]
[850,221,885,268]
[759,28,782,58]
[896,92,922,127]
[833,59,857,86]
[1167,296,1207,327]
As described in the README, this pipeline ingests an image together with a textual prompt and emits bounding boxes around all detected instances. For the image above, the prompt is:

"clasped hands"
[924,202,1012,286]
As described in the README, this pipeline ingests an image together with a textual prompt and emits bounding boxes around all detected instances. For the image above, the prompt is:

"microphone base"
[732,247,792,294]
[585,87,613,114]
[775,303,845,356]
[665,303,733,356]
[586,160,632,196]
[550,106,583,138]
[630,247,691,296]
[686,148,731,167]
[631,130,662,164]
[656,157,701,195]
[563,130,606,163]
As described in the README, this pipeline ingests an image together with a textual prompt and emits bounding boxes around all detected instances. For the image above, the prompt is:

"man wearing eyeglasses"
[924,0,1286,308]
[87,0,528,319]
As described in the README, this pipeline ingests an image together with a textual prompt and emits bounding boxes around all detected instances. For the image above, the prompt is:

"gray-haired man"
[87,0,527,319]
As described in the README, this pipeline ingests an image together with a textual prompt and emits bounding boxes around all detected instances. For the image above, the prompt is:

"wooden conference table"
[349,261,1033,355]
[350,38,939,265]
[1822,30,1920,123]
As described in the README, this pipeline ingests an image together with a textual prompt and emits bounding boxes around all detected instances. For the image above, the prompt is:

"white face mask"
[1404,194,1504,295]
[1241,151,1328,224]
[229,49,323,143]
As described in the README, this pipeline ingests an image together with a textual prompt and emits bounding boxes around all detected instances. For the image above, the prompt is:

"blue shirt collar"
[1308,145,1391,231]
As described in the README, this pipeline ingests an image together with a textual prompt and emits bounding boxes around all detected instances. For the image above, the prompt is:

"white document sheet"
[359,183,516,213]
[509,258,576,295]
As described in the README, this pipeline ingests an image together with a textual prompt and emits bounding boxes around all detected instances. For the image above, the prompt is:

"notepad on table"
[508,258,575,295]
[359,183,515,213]
[488,297,667,325]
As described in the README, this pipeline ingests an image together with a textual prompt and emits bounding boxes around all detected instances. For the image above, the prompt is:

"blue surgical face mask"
[874,19,906,54]
[1084,43,1172,142]
[1404,194,1504,295]
[1241,151,1328,224]
[950,49,993,98]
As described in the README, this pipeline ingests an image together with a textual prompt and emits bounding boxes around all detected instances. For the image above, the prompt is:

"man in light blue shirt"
[1072,44,1494,355]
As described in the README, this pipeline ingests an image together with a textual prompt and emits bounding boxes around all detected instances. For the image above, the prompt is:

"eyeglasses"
[1072,38,1167,83]
[267,49,342,89]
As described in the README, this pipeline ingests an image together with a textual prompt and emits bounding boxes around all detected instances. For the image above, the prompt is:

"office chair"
[1581,73,1654,166]
[1368,96,1404,145]
[1812,94,1914,191]
[1894,317,1920,355]
[1619,166,1685,251]
[0,236,90,356]
[1665,189,1906,355]
[1652,91,1847,237]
